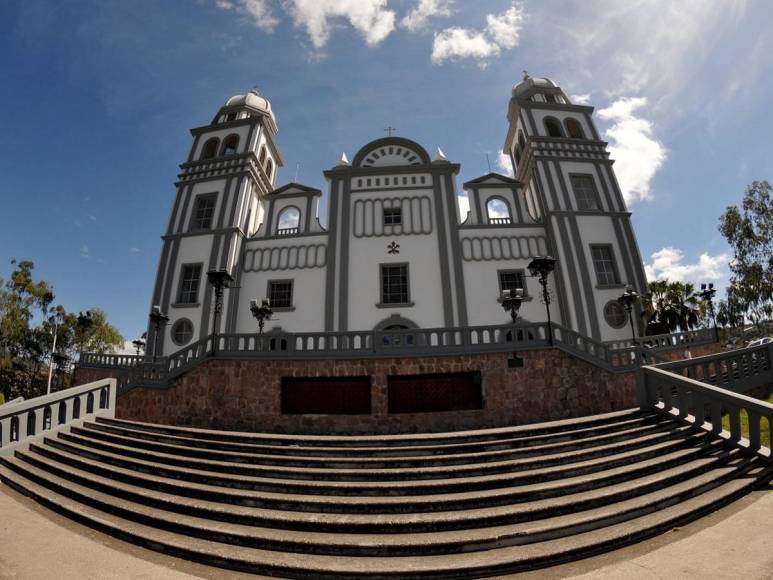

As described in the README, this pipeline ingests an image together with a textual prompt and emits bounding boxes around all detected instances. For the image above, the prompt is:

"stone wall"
[113,349,639,434]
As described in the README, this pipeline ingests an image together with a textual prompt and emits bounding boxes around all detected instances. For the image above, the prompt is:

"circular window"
[604,300,627,329]
[171,318,194,345]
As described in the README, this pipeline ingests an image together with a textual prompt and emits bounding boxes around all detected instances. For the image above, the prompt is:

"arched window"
[544,118,564,138]
[258,146,267,165]
[221,134,239,156]
[518,132,526,149]
[565,118,585,139]
[515,146,522,166]
[201,138,219,160]
[276,206,300,235]
[486,197,512,225]
[265,159,274,180]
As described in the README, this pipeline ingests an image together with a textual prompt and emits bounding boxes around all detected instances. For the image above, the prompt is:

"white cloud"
[129,246,141,253]
[644,247,730,284]
[570,93,591,105]
[496,151,513,177]
[457,194,470,221]
[79,243,90,259]
[597,97,666,203]
[431,1,523,65]
[282,0,395,50]
[215,0,279,32]
[484,3,523,49]
[401,0,453,32]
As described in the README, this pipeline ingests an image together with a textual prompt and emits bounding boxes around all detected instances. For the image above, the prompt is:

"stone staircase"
[1,409,771,578]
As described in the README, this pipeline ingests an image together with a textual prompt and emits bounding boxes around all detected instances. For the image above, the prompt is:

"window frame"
[220,134,239,156]
[188,193,218,231]
[565,118,585,140]
[590,244,621,288]
[603,300,628,329]
[383,206,402,226]
[569,173,601,211]
[267,279,295,311]
[200,138,220,160]
[175,263,203,306]
[378,262,413,307]
[543,117,564,138]
[485,196,513,224]
[171,318,195,345]
[497,269,529,298]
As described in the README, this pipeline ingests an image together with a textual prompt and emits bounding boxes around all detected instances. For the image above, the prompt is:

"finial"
[434,147,448,162]
[249,85,261,95]
[337,152,350,166]
[522,70,530,80]
[384,126,397,137]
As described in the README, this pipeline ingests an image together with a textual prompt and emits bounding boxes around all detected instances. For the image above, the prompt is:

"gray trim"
[175,187,194,234]
[231,177,246,228]
[266,278,294,309]
[460,235,548,261]
[591,162,616,213]
[243,244,327,272]
[337,179,352,330]
[225,260,242,334]
[554,216,587,335]
[569,219,601,339]
[351,136,432,167]
[431,175,454,327]
[526,108,539,138]
[159,238,181,355]
[621,216,648,291]
[324,179,342,331]
[263,198,275,237]
[352,196,433,237]
[199,236,222,339]
[457,222,546,230]
[175,171,255,188]
[523,102,595,114]
[612,217,636,290]
[174,261,205,307]
[539,160,559,211]
[170,302,200,309]
[186,135,201,163]
[219,232,233,271]
[215,179,232,229]
[351,185,434,193]
[373,314,419,330]
[164,226,247,242]
[303,197,312,233]
[251,231,329,242]
[244,123,257,155]
[444,173,469,327]
[166,185,187,234]
[585,112,601,141]
[378,262,412,307]
[601,162,627,213]
[550,160,573,211]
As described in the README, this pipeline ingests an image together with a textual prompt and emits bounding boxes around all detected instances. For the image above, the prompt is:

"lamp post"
[206,269,234,356]
[527,256,557,346]
[501,288,524,324]
[700,283,719,343]
[617,286,640,344]
[149,306,170,363]
[132,339,146,356]
[250,299,273,334]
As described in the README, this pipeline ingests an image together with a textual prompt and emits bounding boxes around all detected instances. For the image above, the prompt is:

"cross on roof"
[384,126,397,137]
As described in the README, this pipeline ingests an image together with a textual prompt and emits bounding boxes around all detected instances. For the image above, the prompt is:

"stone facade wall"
[114,349,639,434]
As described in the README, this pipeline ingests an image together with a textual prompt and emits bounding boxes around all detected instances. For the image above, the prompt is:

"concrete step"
[52,421,701,483]
[70,418,677,469]
[96,408,644,449]
[11,437,727,518]
[88,413,663,458]
[1,458,769,578]
[0,455,757,557]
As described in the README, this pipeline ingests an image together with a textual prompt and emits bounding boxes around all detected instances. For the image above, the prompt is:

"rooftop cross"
[384,126,397,137]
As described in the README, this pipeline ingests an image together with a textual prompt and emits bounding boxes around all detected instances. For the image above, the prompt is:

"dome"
[223,90,277,126]
[512,75,559,98]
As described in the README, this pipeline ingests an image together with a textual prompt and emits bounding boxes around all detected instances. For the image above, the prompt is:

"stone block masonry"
[75,343,722,435]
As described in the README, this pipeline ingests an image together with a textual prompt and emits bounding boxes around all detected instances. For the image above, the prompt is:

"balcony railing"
[276,227,300,236]
[487,217,513,225]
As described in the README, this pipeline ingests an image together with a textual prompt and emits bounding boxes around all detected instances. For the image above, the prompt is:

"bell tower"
[148,90,284,356]
[503,74,647,341]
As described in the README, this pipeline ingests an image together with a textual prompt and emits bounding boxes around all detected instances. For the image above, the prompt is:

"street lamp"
[132,338,146,356]
[527,256,557,346]
[617,285,640,344]
[250,298,273,334]
[149,305,170,362]
[501,288,524,324]
[700,283,719,342]
[206,269,234,356]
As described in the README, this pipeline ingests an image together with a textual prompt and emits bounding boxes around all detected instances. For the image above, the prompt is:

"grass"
[722,393,773,449]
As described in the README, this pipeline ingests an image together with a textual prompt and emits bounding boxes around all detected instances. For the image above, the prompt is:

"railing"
[276,227,300,236]
[487,217,513,225]
[605,327,715,352]
[78,322,721,394]
[0,378,117,457]
[641,343,773,460]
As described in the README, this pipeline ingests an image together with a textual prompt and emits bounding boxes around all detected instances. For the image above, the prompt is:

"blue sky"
[1,0,772,344]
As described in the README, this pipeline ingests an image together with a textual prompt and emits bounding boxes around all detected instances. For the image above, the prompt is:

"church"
[148,75,648,356]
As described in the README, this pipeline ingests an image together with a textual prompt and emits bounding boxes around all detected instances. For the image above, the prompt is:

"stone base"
[74,342,723,435]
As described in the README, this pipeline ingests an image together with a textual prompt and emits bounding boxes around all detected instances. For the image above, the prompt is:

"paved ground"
[1,481,772,580]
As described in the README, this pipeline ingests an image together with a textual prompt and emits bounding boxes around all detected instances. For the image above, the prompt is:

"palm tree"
[667,282,703,332]
[642,280,704,334]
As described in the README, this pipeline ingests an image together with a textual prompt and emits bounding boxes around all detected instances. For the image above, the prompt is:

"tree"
[0,260,124,400]
[719,180,773,328]
[641,280,705,334]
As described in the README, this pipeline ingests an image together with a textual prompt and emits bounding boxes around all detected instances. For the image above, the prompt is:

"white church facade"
[148,75,648,356]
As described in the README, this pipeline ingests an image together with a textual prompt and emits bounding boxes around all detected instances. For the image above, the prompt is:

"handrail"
[641,344,773,460]
[0,378,117,456]
[605,327,715,352]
